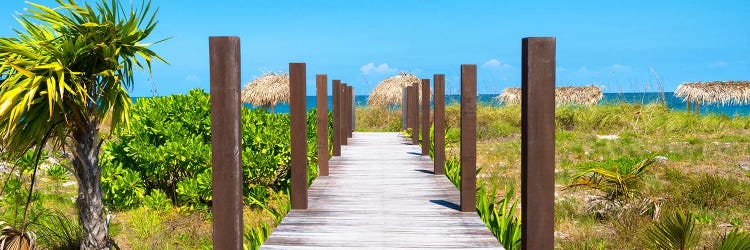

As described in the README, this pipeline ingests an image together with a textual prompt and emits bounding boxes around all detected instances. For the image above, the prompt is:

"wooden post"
[348,86,354,138]
[402,88,408,130]
[412,85,420,145]
[686,96,691,112]
[433,74,446,175]
[352,87,356,133]
[407,85,418,145]
[521,37,556,249]
[332,80,341,156]
[421,79,431,156]
[460,64,477,213]
[317,74,329,176]
[290,63,308,209]
[209,36,243,249]
[341,84,349,145]
[695,100,700,115]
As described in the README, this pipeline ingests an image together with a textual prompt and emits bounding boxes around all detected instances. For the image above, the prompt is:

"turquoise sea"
[135,92,750,116]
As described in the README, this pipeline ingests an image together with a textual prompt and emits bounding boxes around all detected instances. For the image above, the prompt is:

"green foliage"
[100,89,326,209]
[477,185,522,250]
[33,210,82,250]
[100,162,146,210]
[45,163,69,182]
[645,211,700,250]
[565,157,655,203]
[680,174,750,210]
[717,229,750,250]
[245,192,290,249]
[142,189,172,210]
[445,157,461,189]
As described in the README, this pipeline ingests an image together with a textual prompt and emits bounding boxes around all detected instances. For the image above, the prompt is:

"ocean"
[136,92,750,116]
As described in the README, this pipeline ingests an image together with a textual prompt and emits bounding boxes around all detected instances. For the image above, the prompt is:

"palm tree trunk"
[72,122,109,250]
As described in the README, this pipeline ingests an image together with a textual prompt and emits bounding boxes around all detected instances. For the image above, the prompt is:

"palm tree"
[0,0,166,249]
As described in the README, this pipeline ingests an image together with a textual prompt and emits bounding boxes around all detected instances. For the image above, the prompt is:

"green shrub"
[718,229,750,250]
[100,89,327,209]
[565,157,655,203]
[142,189,172,210]
[33,210,82,250]
[644,210,700,250]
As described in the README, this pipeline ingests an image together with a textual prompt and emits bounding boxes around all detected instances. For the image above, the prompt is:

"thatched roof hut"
[497,85,603,106]
[241,72,289,112]
[675,81,750,105]
[367,72,423,108]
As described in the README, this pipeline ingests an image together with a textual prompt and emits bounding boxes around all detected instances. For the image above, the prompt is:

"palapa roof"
[367,72,424,107]
[497,85,603,106]
[674,81,750,105]
[241,72,289,107]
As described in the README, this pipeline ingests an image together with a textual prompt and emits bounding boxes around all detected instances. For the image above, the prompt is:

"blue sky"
[2,0,749,96]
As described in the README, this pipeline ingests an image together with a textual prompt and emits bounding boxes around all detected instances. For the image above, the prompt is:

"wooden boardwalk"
[261,132,504,249]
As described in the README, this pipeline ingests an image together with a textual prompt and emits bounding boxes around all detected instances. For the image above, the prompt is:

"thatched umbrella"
[675,81,750,114]
[367,72,423,108]
[497,85,603,106]
[241,72,289,112]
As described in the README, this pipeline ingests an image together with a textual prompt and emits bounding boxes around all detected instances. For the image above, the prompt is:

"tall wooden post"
[332,80,341,156]
[209,36,243,249]
[686,96,691,112]
[348,86,354,137]
[421,79,431,156]
[407,85,418,145]
[341,84,349,145]
[521,37,555,249]
[402,88,408,130]
[460,64,477,212]
[290,63,308,209]
[317,74,329,176]
[433,74,446,175]
[411,85,420,145]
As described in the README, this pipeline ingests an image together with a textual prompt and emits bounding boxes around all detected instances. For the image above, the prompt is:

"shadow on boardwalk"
[261,132,504,249]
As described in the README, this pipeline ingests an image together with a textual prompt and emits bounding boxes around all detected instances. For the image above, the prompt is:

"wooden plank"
[208,36,243,249]
[290,63,308,209]
[460,64,477,213]
[421,79,431,156]
[332,80,341,156]
[433,74,445,175]
[317,74,329,176]
[261,132,503,249]
[521,37,555,249]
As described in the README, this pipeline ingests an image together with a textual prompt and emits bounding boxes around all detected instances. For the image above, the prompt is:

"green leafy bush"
[645,211,700,250]
[100,89,327,210]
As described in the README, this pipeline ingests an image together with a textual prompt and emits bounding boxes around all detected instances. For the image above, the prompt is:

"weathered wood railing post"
[341,83,349,145]
[407,85,418,145]
[411,85,419,145]
[290,62,308,209]
[433,74,446,175]
[332,80,342,156]
[521,37,556,249]
[402,88,408,130]
[209,36,243,249]
[317,74,329,176]
[460,64,477,212]
[421,79,431,156]
[348,86,354,137]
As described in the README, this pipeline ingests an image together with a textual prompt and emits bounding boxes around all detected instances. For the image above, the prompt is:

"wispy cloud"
[709,60,729,68]
[607,64,631,72]
[185,74,200,83]
[482,59,512,69]
[360,62,398,75]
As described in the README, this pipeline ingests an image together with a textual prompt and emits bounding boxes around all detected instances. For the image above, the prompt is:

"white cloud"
[482,59,512,69]
[185,74,200,83]
[710,61,729,68]
[607,64,631,72]
[360,63,397,75]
